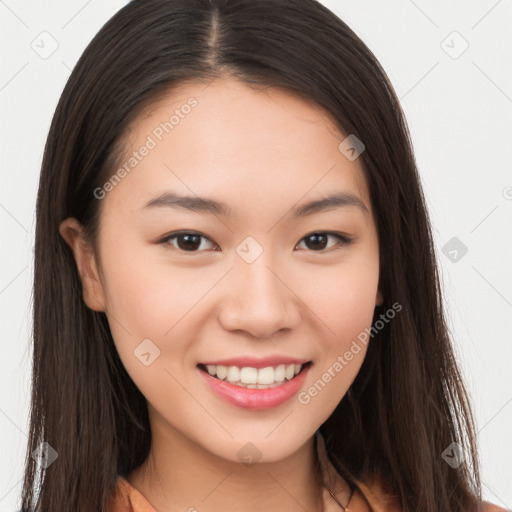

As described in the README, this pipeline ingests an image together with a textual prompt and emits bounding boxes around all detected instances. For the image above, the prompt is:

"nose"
[218,252,301,339]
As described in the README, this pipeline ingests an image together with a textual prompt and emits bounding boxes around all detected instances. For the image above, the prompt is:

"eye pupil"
[178,234,201,251]
[306,233,327,250]
[163,231,348,254]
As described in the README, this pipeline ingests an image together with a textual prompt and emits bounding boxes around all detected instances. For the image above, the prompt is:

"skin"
[60,77,383,512]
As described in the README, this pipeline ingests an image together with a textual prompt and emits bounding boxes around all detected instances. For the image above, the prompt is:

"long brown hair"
[23,0,482,510]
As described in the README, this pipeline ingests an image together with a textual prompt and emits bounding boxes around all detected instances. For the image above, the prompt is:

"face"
[61,77,382,464]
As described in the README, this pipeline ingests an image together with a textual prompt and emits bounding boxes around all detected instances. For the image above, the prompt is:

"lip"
[199,356,310,369]
[197,362,312,411]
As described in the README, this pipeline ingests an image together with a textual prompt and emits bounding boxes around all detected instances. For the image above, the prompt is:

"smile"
[197,361,313,410]
[199,362,308,388]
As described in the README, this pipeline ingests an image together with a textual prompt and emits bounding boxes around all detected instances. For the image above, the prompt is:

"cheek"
[297,269,376,422]
[99,237,211,336]
[295,257,378,417]
[298,257,379,344]
[97,239,225,391]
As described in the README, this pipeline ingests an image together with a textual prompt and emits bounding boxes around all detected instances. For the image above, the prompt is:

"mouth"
[197,361,313,410]
[197,361,313,389]
[197,360,313,410]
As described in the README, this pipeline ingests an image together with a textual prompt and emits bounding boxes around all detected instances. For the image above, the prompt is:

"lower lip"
[197,364,311,411]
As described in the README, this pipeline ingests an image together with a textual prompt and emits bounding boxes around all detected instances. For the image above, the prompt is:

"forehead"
[104,77,372,219]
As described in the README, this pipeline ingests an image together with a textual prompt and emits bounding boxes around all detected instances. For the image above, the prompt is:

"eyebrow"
[141,191,368,217]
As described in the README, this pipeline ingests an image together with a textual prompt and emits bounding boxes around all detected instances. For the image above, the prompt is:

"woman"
[21,0,507,510]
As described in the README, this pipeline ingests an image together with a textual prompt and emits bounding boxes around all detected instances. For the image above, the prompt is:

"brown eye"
[160,232,216,252]
[158,231,354,254]
[296,232,354,252]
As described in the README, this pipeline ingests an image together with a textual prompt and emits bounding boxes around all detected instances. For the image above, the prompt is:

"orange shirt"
[106,433,508,512]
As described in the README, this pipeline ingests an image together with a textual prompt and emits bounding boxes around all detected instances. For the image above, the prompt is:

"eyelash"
[158,230,355,254]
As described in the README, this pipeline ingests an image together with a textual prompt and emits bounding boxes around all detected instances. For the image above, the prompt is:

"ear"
[59,218,106,312]
[375,289,384,307]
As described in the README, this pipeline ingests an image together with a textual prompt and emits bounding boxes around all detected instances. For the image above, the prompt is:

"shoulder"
[481,501,510,512]
[354,475,509,512]
[314,432,509,512]
[107,475,157,512]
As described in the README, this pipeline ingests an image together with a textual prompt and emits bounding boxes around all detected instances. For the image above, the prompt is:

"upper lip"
[198,356,311,369]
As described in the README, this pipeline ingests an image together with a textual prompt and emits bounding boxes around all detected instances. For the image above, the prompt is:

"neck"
[126,416,327,512]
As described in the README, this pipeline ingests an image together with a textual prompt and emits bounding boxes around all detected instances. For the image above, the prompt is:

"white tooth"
[216,365,227,380]
[246,384,258,389]
[257,366,275,385]
[227,366,240,382]
[206,363,302,384]
[274,364,286,382]
[240,367,258,384]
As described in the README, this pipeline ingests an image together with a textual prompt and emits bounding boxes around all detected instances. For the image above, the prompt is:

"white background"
[0,1,511,510]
